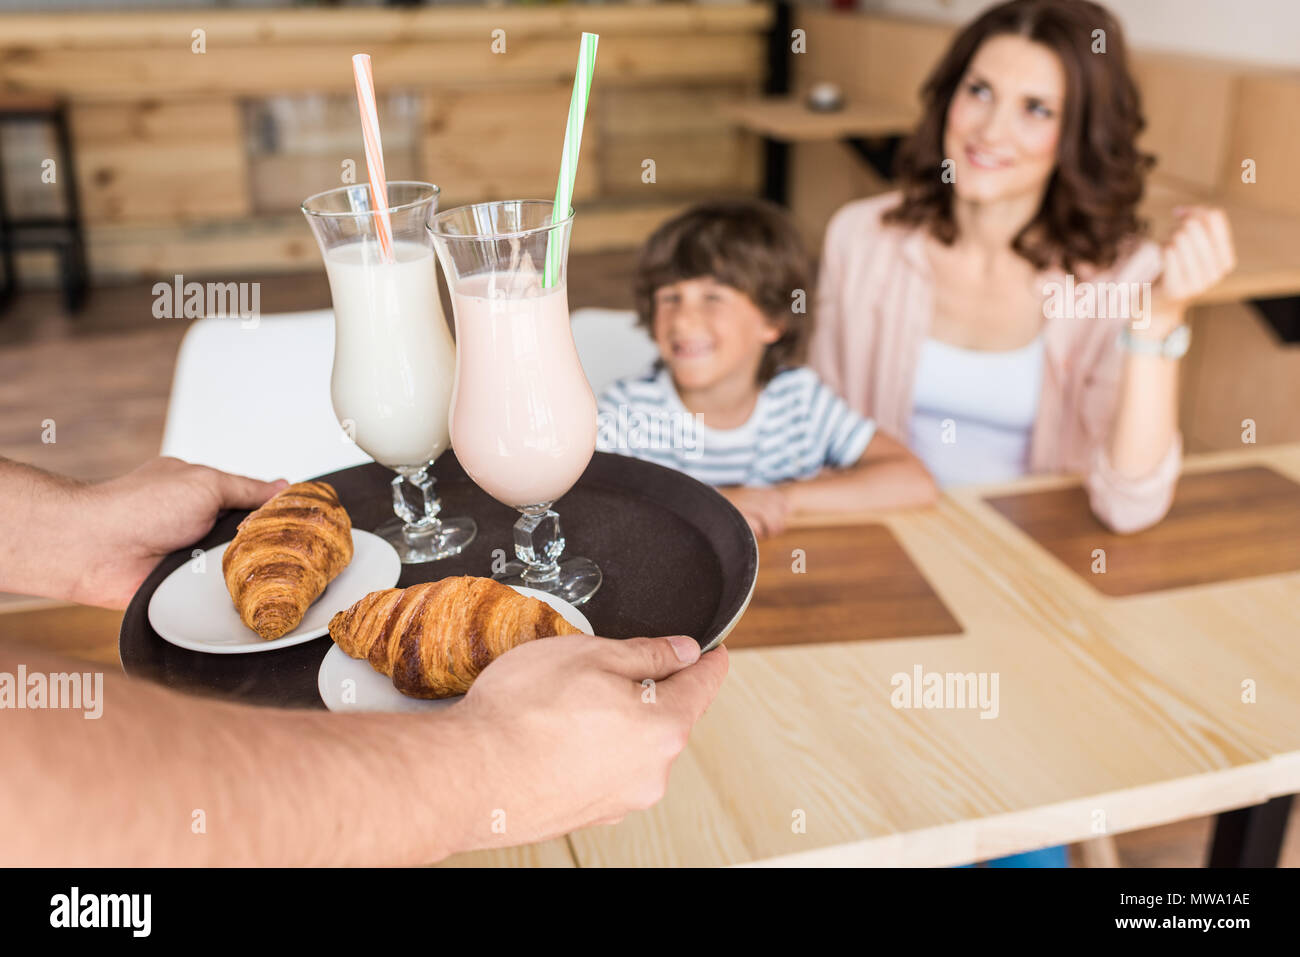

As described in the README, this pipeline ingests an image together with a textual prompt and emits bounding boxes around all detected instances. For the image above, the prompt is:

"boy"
[596,200,936,539]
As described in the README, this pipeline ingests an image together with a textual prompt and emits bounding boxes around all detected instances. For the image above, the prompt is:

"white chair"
[570,307,660,395]
[160,310,372,482]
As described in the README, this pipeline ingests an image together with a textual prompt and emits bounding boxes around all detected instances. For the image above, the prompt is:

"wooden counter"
[0,5,772,279]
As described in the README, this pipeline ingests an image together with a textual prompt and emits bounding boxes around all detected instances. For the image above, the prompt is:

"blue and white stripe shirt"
[596,365,877,487]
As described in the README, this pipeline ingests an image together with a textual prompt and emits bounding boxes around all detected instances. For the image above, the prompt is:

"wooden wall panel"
[249,152,422,214]
[0,7,773,49]
[1217,73,1300,217]
[1133,54,1237,195]
[601,85,755,137]
[860,16,953,109]
[84,202,692,279]
[789,140,891,254]
[3,36,764,101]
[419,86,598,207]
[792,8,951,108]
[1180,301,1300,453]
[70,99,250,224]
[3,6,769,272]
[600,132,761,198]
[598,84,761,198]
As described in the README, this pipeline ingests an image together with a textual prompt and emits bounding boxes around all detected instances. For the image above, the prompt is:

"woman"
[811,0,1235,536]
[810,0,1235,867]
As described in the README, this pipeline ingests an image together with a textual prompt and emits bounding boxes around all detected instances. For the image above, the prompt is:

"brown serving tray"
[119,452,757,708]
[984,465,1300,596]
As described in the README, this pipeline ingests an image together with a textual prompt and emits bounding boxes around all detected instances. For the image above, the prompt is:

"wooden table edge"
[730,754,1300,868]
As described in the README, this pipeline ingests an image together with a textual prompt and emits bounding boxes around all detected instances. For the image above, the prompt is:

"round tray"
[119,451,758,709]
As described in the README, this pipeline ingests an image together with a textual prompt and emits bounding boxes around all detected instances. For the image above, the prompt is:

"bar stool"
[0,93,89,313]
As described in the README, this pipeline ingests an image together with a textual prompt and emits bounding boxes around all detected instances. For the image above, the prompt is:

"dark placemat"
[726,523,962,648]
[119,451,757,708]
[984,466,1300,597]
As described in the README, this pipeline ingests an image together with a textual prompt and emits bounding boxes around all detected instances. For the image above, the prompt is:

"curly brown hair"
[634,200,813,384]
[883,0,1153,271]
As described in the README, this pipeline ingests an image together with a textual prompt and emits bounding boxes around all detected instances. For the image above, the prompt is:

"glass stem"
[514,506,565,583]
[392,468,444,539]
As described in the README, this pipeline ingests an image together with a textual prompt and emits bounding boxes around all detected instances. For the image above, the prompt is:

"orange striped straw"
[351,53,395,263]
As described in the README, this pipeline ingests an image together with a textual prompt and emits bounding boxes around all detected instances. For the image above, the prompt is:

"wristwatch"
[1118,323,1191,359]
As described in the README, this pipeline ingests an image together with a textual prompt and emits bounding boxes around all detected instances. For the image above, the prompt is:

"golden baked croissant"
[222,481,353,640]
[328,576,583,698]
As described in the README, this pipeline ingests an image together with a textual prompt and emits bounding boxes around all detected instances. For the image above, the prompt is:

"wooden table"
[462,444,1300,867]
[11,446,1295,867]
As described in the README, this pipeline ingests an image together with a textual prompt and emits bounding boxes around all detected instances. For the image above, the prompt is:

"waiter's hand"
[452,633,729,846]
[76,457,287,609]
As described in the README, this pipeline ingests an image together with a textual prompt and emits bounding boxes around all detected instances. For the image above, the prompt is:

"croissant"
[222,481,353,640]
[328,576,583,698]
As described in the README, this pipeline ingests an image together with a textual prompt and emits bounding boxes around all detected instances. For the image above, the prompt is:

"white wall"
[859,0,1300,67]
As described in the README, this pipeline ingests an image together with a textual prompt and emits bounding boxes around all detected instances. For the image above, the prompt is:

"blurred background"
[2,0,1298,475]
[0,0,1298,863]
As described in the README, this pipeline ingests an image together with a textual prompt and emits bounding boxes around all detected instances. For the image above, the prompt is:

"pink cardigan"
[809,192,1181,533]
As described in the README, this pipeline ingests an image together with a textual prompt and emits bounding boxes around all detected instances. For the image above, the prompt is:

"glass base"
[375,516,477,564]
[494,557,602,607]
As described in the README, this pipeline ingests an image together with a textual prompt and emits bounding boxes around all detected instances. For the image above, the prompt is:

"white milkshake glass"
[301,181,476,563]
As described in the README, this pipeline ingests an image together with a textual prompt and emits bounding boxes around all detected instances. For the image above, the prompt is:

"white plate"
[317,586,593,713]
[148,529,401,654]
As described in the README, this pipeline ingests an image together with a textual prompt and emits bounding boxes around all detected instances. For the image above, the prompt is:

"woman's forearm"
[1105,311,1183,479]
[1,644,483,866]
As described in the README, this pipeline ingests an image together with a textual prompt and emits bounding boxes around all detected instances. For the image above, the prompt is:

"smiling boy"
[596,200,936,538]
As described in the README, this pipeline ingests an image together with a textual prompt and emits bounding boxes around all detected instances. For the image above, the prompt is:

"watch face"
[1165,324,1191,358]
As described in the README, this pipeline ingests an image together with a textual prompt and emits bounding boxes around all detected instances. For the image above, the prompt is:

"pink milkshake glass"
[429,200,601,605]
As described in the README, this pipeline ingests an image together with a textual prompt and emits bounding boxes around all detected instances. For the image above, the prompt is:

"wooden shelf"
[724,95,918,142]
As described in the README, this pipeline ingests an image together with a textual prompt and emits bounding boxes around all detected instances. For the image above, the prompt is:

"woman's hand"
[1146,206,1237,334]
[75,458,287,609]
[718,485,789,540]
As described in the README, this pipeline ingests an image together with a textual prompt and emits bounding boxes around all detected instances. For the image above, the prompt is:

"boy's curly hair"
[634,200,814,384]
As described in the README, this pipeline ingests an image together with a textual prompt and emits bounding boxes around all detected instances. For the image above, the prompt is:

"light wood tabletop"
[543,443,1300,867]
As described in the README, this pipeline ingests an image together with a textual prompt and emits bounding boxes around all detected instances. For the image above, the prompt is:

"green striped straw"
[545,32,599,287]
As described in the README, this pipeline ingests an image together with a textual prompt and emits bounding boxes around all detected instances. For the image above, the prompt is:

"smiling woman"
[811,0,1237,531]
[808,0,1238,869]
[885,0,1151,271]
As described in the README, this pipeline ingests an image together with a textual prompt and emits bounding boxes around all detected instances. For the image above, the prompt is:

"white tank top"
[908,336,1046,489]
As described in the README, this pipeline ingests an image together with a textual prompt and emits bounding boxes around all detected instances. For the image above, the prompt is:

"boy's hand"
[719,485,789,540]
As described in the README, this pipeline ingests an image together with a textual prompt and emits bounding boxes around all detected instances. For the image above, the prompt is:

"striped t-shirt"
[596,365,877,487]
